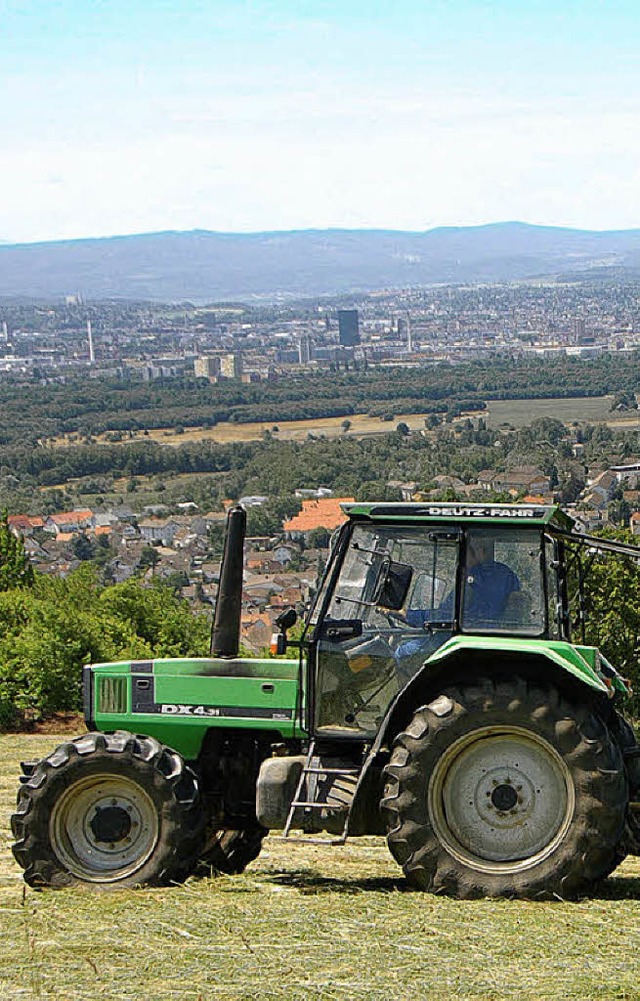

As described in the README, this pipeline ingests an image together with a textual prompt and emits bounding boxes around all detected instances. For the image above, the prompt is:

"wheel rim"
[428,726,575,873]
[50,773,159,882]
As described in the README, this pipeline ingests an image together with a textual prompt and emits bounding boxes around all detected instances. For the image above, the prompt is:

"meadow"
[2,733,640,1001]
[485,396,628,428]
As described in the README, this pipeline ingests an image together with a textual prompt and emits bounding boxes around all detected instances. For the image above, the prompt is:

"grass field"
[485,396,617,427]
[485,395,640,430]
[2,733,640,1000]
[53,413,432,449]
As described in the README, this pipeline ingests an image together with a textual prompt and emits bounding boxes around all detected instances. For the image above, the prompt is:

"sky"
[1,0,640,243]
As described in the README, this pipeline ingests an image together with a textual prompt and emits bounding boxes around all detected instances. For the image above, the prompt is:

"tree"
[580,543,640,711]
[72,533,95,562]
[0,514,34,591]
[208,523,226,557]
[0,570,211,728]
[139,546,160,570]
[306,526,331,549]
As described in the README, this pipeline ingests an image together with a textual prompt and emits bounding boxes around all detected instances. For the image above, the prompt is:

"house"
[8,514,45,537]
[239,495,268,508]
[44,510,94,535]
[587,470,617,504]
[387,480,419,501]
[433,475,466,492]
[489,468,551,496]
[240,611,276,653]
[137,518,178,546]
[476,469,498,490]
[295,487,333,499]
[272,543,299,565]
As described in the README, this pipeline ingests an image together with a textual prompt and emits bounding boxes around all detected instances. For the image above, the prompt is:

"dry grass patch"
[51,413,431,449]
[2,734,640,1000]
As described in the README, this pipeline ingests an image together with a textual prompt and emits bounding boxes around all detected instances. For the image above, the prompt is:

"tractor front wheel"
[12,731,204,889]
[381,677,627,899]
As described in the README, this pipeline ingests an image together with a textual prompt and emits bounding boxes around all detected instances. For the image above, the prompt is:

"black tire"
[381,677,628,899]
[11,731,204,890]
[198,825,266,875]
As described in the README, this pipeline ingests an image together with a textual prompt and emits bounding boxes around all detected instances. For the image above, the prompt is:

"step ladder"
[279,739,363,845]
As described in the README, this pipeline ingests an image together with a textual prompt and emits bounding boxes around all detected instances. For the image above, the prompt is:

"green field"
[2,734,640,1000]
[485,395,633,428]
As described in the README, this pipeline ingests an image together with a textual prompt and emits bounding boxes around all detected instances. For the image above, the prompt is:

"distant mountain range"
[2,222,640,302]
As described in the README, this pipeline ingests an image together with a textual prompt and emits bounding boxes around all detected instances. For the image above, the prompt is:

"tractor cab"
[306,503,572,738]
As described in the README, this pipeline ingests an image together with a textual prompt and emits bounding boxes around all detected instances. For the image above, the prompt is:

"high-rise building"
[220,352,243,379]
[573,318,586,343]
[194,356,221,379]
[298,336,312,365]
[87,319,95,364]
[337,309,360,346]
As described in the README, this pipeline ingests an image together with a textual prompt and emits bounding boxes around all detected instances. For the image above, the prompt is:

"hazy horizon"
[4,219,640,250]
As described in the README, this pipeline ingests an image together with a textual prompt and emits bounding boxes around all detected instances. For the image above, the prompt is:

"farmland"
[2,733,640,1000]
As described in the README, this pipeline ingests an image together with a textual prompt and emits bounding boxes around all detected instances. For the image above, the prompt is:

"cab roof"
[341,502,574,531]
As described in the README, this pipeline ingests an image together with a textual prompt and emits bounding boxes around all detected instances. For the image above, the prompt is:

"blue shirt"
[461,560,520,624]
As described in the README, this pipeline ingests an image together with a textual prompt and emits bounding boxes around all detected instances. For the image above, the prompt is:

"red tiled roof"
[283,497,354,533]
[50,510,93,525]
[8,515,44,529]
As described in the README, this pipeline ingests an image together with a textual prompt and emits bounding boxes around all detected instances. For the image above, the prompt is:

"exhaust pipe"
[210,505,246,657]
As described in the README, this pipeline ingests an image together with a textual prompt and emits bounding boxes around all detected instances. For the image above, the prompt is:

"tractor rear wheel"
[381,677,627,899]
[12,731,204,889]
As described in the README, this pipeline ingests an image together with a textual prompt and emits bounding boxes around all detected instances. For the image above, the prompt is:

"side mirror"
[376,560,413,611]
[270,607,298,655]
[275,608,297,631]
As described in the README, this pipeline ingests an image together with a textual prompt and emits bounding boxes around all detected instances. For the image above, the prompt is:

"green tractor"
[12,502,640,898]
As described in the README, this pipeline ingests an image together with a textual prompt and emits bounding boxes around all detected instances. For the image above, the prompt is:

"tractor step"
[279,739,365,843]
[276,834,349,845]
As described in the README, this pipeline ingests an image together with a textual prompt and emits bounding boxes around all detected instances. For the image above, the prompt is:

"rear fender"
[380,636,611,746]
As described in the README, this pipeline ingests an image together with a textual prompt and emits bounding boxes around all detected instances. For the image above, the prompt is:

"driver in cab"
[395,533,521,674]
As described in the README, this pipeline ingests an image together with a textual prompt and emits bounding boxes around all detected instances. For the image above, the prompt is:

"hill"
[2,222,640,301]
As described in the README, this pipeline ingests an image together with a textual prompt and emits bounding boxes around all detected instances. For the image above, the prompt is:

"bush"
[0,568,210,729]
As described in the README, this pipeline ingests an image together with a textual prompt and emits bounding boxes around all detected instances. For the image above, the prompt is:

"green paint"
[425,635,611,694]
[91,656,304,759]
[344,501,574,530]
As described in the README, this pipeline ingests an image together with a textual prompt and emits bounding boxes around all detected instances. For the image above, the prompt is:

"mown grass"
[2,733,640,1001]
[485,395,619,428]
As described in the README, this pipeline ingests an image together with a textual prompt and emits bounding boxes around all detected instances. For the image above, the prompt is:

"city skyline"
[2,0,640,243]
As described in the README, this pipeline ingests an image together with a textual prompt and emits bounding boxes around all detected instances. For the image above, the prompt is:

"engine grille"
[98,676,128,714]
